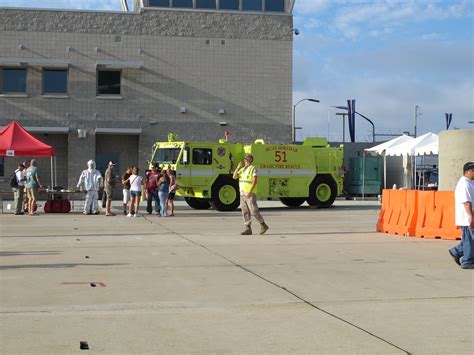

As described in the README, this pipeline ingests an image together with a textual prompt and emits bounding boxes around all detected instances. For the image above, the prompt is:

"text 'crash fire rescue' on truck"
[149,133,344,211]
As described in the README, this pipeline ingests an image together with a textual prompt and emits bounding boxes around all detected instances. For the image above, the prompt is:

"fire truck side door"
[190,144,214,186]
[175,145,191,189]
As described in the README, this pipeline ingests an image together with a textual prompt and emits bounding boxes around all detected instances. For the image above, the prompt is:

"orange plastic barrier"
[376,189,391,233]
[416,191,461,240]
[377,189,461,240]
[414,190,436,238]
[383,190,417,236]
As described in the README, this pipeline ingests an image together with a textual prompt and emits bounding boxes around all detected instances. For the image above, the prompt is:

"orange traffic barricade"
[415,190,436,238]
[376,189,391,232]
[416,191,461,240]
[384,190,417,236]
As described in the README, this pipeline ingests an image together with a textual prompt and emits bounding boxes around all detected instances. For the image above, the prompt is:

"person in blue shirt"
[25,159,42,216]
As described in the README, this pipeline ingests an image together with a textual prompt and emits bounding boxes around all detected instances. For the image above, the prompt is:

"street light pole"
[292,98,320,143]
[354,111,376,143]
[335,112,346,143]
[332,106,376,143]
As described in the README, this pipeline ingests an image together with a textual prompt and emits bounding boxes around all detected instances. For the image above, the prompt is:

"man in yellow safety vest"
[233,154,269,235]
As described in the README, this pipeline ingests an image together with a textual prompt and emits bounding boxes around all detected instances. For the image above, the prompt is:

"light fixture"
[77,129,87,139]
[18,44,25,50]
[180,107,187,113]
[218,108,225,115]
[219,121,228,126]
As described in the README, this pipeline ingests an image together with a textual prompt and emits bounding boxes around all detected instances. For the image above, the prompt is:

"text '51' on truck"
[150,134,344,211]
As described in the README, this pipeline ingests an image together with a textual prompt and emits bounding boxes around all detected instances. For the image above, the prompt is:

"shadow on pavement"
[0,251,63,257]
[0,263,129,270]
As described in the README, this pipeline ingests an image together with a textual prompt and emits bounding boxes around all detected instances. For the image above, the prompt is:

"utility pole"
[414,105,422,138]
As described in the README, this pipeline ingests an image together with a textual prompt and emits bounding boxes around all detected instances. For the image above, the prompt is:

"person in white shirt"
[77,160,103,215]
[449,162,474,269]
[124,167,143,218]
[12,163,26,215]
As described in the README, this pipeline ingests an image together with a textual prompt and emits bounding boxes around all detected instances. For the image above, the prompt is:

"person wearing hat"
[104,161,117,216]
[233,154,269,235]
[449,162,474,269]
[77,160,103,215]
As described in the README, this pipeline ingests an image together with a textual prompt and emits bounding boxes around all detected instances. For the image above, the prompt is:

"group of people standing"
[76,160,177,217]
[118,164,178,218]
[11,159,42,216]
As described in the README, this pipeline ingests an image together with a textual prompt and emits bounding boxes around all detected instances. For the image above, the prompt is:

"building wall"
[0,8,293,192]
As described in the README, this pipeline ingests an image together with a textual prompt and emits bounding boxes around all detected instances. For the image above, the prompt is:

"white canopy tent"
[415,140,439,156]
[364,135,415,190]
[365,134,415,155]
[364,133,439,192]
[385,132,438,156]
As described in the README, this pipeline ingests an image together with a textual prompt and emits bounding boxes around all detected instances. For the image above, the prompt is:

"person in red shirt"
[145,166,161,215]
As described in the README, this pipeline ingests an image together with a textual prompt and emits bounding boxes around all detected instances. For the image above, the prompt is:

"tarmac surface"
[0,199,473,354]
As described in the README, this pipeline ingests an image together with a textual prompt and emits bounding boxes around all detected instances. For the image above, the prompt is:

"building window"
[0,157,4,177]
[196,0,216,9]
[265,0,284,12]
[192,148,212,165]
[242,0,262,11]
[219,0,239,9]
[97,70,121,96]
[149,0,170,6]
[172,0,193,8]
[0,68,27,94]
[43,69,68,95]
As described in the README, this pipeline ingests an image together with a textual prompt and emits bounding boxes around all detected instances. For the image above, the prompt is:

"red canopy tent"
[0,121,55,157]
[0,121,56,188]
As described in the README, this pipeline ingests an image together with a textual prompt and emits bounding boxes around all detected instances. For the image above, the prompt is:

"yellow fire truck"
[150,134,344,211]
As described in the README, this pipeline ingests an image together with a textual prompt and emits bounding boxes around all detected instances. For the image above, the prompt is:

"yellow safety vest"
[238,165,257,194]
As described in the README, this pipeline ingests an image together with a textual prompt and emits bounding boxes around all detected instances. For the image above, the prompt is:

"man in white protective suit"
[77,160,103,215]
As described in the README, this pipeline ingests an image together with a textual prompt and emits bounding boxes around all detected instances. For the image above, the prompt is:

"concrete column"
[439,129,474,191]
[68,131,96,189]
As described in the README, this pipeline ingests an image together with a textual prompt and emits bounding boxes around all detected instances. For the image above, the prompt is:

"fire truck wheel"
[184,197,211,210]
[279,197,306,208]
[307,175,337,208]
[211,177,240,211]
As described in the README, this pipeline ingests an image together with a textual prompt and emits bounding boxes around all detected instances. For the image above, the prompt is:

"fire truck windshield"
[153,148,181,164]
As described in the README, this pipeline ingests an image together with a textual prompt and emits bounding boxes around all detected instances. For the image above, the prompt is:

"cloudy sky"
[1,0,472,141]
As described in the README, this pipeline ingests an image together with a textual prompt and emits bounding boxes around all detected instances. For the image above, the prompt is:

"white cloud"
[0,0,121,10]
[295,0,474,40]
[294,0,333,14]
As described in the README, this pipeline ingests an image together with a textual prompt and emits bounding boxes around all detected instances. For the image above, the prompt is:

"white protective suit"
[77,160,103,214]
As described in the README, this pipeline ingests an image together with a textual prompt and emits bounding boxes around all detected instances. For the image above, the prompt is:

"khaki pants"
[240,194,264,227]
[13,187,24,214]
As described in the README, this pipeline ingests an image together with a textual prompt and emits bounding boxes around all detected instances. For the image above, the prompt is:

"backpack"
[9,171,19,188]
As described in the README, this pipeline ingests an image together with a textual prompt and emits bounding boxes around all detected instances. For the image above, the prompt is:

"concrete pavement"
[0,200,472,354]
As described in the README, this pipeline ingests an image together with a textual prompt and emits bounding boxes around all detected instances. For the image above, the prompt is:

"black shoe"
[14,212,24,215]
[461,264,474,269]
[449,250,461,266]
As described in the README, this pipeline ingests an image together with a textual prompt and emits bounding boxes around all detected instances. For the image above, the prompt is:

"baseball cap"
[108,161,117,166]
[463,162,474,172]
